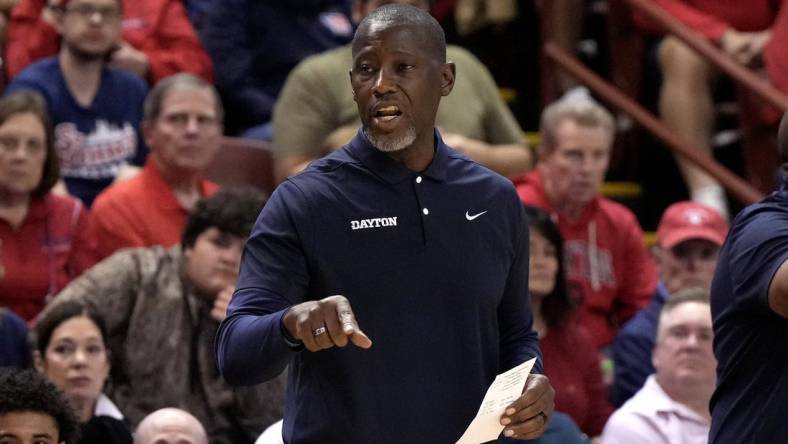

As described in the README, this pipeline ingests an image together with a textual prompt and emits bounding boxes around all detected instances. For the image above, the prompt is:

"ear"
[536,144,552,165]
[33,350,46,373]
[141,119,155,150]
[349,69,357,102]
[102,349,112,380]
[440,62,456,97]
[652,246,664,268]
[51,8,66,35]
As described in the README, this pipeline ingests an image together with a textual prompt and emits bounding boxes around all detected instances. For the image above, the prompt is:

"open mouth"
[373,105,403,122]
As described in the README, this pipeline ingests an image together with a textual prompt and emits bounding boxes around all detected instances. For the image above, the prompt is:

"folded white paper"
[455,358,538,444]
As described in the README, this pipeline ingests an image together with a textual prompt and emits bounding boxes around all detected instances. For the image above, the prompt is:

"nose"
[72,348,88,367]
[372,68,396,96]
[88,10,104,24]
[184,116,200,134]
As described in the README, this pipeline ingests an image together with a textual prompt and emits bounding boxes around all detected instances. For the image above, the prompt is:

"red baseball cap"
[656,201,729,249]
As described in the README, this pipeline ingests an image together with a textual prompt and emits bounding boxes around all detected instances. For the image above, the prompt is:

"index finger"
[335,299,359,334]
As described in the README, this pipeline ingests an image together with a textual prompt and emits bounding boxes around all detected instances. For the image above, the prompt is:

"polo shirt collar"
[641,375,709,424]
[346,128,449,184]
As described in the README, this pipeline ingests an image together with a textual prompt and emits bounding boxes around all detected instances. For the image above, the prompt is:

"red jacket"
[636,0,779,41]
[0,194,95,321]
[515,170,657,348]
[541,321,613,437]
[5,0,213,83]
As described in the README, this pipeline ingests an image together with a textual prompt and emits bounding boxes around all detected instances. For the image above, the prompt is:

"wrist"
[280,309,303,350]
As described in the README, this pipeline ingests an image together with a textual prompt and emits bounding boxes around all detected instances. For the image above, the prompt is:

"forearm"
[215,290,295,385]
[455,139,532,178]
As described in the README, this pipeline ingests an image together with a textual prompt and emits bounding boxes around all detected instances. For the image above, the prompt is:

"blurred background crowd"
[2,0,784,443]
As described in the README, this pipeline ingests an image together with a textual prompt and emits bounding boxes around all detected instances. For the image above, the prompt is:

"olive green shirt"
[272,44,523,158]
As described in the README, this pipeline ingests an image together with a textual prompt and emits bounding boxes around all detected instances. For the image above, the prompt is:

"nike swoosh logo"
[465,210,487,221]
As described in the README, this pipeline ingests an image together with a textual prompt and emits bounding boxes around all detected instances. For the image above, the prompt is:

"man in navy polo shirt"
[215,4,554,444]
[709,111,788,443]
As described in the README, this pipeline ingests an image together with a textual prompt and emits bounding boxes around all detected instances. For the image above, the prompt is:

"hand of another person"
[51,180,71,197]
[282,295,373,352]
[324,125,359,152]
[0,0,19,13]
[113,164,141,183]
[499,373,555,440]
[742,30,771,67]
[108,41,150,78]
[440,131,472,152]
[211,286,234,322]
[721,29,772,67]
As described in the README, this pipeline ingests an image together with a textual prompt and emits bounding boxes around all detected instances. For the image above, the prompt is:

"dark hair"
[0,91,59,197]
[0,368,80,444]
[143,73,224,123]
[524,205,574,328]
[353,3,446,63]
[181,187,266,249]
[34,300,109,356]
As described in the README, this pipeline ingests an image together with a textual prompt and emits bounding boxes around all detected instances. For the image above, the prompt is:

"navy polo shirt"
[709,177,788,443]
[217,130,542,444]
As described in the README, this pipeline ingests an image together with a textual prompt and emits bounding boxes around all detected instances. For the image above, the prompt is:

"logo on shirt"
[465,210,487,221]
[55,120,137,179]
[350,217,398,230]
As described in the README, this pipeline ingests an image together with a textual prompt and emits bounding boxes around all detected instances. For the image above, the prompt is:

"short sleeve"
[727,209,788,312]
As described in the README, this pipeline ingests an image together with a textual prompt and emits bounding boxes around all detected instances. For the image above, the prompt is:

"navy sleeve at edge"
[215,180,312,385]
[498,195,543,374]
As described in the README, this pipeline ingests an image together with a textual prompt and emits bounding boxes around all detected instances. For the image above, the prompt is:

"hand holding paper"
[456,358,554,443]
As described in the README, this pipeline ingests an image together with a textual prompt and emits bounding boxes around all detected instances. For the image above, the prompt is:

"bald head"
[352,3,446,63]
[134,408,207,444]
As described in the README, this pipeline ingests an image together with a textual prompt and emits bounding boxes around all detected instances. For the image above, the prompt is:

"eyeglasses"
[63,3,121,22]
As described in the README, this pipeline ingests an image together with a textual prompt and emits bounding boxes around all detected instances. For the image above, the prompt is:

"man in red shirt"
[515,96,658,349]
[5,0,213,83]
[88,73,221,260]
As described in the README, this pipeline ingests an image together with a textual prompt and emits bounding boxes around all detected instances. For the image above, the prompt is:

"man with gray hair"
[515,97,657,350]
[602,289,716,443]
[135,408,208,444]
[89,72,223,260]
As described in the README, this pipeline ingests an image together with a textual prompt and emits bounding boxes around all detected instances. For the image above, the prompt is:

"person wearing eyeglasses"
[87,73,221,261]
[5,0,212,83]
[4,0,148,207]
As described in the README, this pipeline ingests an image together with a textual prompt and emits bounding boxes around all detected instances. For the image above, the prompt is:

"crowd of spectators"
[0,0,778,442]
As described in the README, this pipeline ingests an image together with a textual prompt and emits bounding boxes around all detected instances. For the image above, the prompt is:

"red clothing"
[650,0,778,40]
[5,0,213,83]
[0,194,95,321]
[515,170,657,348]
[89,158,218,261]
[541,321,613,437]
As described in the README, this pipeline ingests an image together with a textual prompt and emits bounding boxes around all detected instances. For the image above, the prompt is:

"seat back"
[205,137,276,196]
